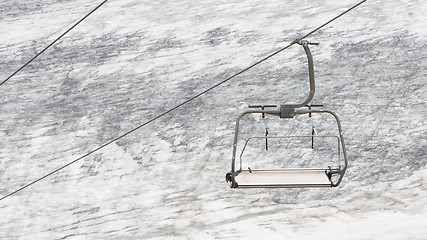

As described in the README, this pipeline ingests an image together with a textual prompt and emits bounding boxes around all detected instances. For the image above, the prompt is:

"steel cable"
[0,0,109,87]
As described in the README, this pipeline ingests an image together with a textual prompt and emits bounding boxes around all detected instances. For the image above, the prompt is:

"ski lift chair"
[226,40,348,188]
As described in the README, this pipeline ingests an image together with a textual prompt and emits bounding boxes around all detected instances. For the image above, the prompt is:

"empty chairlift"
[226,40,348,188]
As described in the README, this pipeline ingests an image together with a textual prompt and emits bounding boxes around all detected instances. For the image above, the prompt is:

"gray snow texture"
[0,0,426,239]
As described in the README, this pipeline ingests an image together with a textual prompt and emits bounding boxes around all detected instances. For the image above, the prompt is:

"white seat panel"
[234,169,332,187]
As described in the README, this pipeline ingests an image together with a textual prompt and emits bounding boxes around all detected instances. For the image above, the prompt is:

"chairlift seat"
[228,168,336,188]
[226,41,348,189]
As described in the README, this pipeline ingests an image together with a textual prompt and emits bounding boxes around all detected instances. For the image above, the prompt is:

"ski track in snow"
[0,0,426,239]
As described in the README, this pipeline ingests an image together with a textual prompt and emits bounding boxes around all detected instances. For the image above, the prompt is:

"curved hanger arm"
[290,40,317,108]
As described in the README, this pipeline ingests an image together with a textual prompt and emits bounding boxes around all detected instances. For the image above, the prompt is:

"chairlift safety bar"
[239,135,342,172]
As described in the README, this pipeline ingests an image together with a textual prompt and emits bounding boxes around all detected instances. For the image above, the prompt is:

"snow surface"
[0,0,426,239]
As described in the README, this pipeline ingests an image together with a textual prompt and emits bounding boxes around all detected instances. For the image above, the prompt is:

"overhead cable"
[0,0,109,87]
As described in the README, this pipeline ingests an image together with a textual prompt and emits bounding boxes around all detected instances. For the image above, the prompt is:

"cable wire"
[0,0,367,201]
[0,0,109,87]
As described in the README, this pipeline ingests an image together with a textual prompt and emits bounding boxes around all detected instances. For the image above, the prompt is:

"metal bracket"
[249,105,277,118]
[280,105,296,118]
[297,40,320,46]
[306,104,323,149]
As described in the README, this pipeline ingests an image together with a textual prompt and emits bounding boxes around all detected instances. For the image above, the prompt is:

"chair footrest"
[231,168,334,188]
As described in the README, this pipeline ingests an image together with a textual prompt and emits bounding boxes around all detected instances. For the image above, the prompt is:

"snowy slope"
[0,0,426,239]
